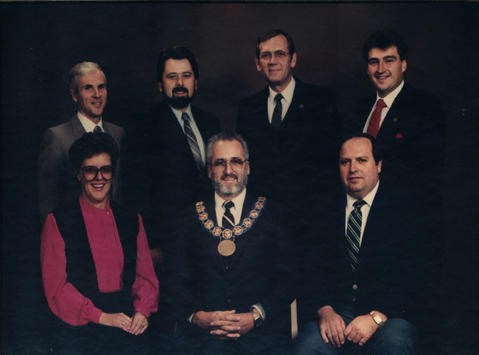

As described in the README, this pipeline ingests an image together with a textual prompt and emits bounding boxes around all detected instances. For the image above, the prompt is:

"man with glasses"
[236,29,340,217]
[38,61,124,220]
[162,132,294,354]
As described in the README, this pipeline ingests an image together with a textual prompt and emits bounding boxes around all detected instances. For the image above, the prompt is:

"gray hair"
[206,132,250,164]
[69,61,105,93]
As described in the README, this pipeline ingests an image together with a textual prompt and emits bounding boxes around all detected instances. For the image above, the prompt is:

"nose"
[349,161,358,173]
[377,60,386,72]
[93,87,101,97]
[224,161,233,174]
[176,76,184,86]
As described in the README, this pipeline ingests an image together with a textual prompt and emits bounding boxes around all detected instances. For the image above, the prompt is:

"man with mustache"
[141,46,220,262]
[38,61,124,220]
[296,133,428,355]
[162,133,294,354]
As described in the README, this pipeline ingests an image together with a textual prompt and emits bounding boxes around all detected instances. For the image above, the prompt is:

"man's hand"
[317,306,346,348]
[192,310,239,338]
[128,312,149,335]
[99,312,132,332]
[344,314,379,346]
[210,312,255,338]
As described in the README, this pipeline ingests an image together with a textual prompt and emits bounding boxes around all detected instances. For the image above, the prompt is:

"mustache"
[221,173,238,180]
[172,86,189,95]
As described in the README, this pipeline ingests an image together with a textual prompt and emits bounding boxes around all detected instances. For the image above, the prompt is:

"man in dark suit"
[236,29,339,213]
[38,61,124,220]
[295,133,428,355]
[344,29,445,195]
[138,46,221,257]
[163,133,294,354]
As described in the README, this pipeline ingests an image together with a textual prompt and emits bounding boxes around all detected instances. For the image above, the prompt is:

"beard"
[163,86,193,109]
[213,174,248,198]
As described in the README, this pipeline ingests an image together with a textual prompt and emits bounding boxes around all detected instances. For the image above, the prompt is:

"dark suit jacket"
[343,83,446,196]
[237,78,340,211]
[139,102,220,249]
[37,115,124,219]
[299,182,431,327]
[164,193,294,350]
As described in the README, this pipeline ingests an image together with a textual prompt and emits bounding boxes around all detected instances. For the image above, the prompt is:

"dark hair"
[339,132,383,164]
[156,46,199,82]
[206,132,249,164]
[256,29,296,59]
[362,29,408,61]
[69,132,119,174]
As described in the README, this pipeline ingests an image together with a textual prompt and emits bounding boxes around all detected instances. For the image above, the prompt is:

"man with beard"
[162,133,294,354]
[140,46,220,261]
[38,61,124,220]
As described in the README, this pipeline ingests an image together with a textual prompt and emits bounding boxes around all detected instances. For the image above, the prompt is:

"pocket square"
[395,132,404,139]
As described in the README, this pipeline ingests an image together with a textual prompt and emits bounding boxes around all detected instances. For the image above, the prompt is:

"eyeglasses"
[80,165,113,181]
[210,158,248,170]
[259,50,290,61]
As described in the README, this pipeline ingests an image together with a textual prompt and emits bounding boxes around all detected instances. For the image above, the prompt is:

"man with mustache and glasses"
[138,46,220,267]
[38,61,124,220]
[161,133,294,354]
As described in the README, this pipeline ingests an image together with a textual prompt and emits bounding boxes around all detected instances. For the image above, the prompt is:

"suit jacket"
[164,193,294,349]
[236,78,340,210]
[299,182,431,326]
[140,102,220,249]
[37,115,124,219]
[343,83,446,196]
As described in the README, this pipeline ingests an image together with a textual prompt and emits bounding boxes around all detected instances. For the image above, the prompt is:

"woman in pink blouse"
[40,132,159,353]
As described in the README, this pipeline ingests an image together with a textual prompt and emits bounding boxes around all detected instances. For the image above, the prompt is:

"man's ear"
[290,52,297,69]
[70,89,78,103]
[255,57,262,72]
[158,82,163,93]
[401,59,407,73]
[377,160,382,174]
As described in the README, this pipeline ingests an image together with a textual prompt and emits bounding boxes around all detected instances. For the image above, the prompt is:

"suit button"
[225,266,230,271]
[352,297,357,302]
[352,284,358,291]
[227,299,231,304]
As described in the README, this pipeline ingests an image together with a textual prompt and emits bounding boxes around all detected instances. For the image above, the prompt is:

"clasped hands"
[192,310,255,339]
[99,311,148,336]
[318,306,386,348]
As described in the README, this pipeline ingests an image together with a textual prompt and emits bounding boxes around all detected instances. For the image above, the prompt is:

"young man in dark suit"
[296,133,430,355]
[38,62,124,220]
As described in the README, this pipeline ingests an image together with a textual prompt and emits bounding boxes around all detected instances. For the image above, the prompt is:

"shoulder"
[294,78,334,102]
[239,87,268,107]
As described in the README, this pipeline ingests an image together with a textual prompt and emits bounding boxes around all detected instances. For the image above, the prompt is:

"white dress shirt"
[214,189,247,227]
[267,77,295,123]
[77,112,104,132]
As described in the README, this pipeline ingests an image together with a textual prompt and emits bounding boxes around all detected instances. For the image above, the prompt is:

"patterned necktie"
[271,93,283,129]
[366,99,386,138]
[181,112,204,170]
[222,201,235,228]
[93,125,102,133]
[346,199,367,272]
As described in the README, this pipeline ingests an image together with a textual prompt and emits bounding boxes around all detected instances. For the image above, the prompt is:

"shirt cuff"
[250,303,266,321]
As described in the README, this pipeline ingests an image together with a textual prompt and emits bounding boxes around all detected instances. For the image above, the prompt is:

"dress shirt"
[77,112,104,132]
[170,105,206,163]
[362,80,405,133]
[267,77,295,123]
[40,196,159,326]
[214,189,247,227]
[344,181,380,245]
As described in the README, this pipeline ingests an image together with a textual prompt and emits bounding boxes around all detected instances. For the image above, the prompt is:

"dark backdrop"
[1,2,478,354]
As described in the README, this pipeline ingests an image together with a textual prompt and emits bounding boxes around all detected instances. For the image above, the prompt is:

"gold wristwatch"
[369,311,385,327]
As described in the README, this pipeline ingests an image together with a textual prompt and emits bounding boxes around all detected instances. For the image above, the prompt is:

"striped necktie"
[181,112,204,170]
[346,199,366,272]
[222,201,235,228]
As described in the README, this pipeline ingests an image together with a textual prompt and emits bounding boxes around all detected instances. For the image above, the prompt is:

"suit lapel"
[71,115,86,138]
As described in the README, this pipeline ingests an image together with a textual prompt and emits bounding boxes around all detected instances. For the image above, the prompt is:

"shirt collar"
[77,112,103,132]
[170,105,193,122]
[268,76,295,103]
[346,180,380,209]
[214,188,247,211]
[376,80,404,108]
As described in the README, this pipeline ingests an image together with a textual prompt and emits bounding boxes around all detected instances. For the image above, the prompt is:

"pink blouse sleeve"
[131,214,159,317]
[40,214,103,325]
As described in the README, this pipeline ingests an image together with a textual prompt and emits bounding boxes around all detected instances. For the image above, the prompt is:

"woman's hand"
[129,312,149,335]
[99,312,132,332]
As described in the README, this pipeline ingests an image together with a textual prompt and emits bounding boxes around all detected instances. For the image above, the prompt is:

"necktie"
[181,112,204,170]
[93,125,102,133]
[346,199,366,272]
[222,201,235,228]
[366,99,386,138]
[271,93,283,129]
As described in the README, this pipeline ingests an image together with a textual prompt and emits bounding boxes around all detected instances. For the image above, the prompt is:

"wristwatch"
[251,310,264,328]
[369,311,385,327]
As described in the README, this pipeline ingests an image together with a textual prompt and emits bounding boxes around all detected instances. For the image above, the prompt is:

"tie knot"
[376,99,386,109]
[224,201,234,211]
[181,112,190,122]
[93,125,102,133]
[274,93,283,103]
[353,199,366,209]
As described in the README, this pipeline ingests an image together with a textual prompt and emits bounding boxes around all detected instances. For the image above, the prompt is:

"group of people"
[37,28,445,354]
